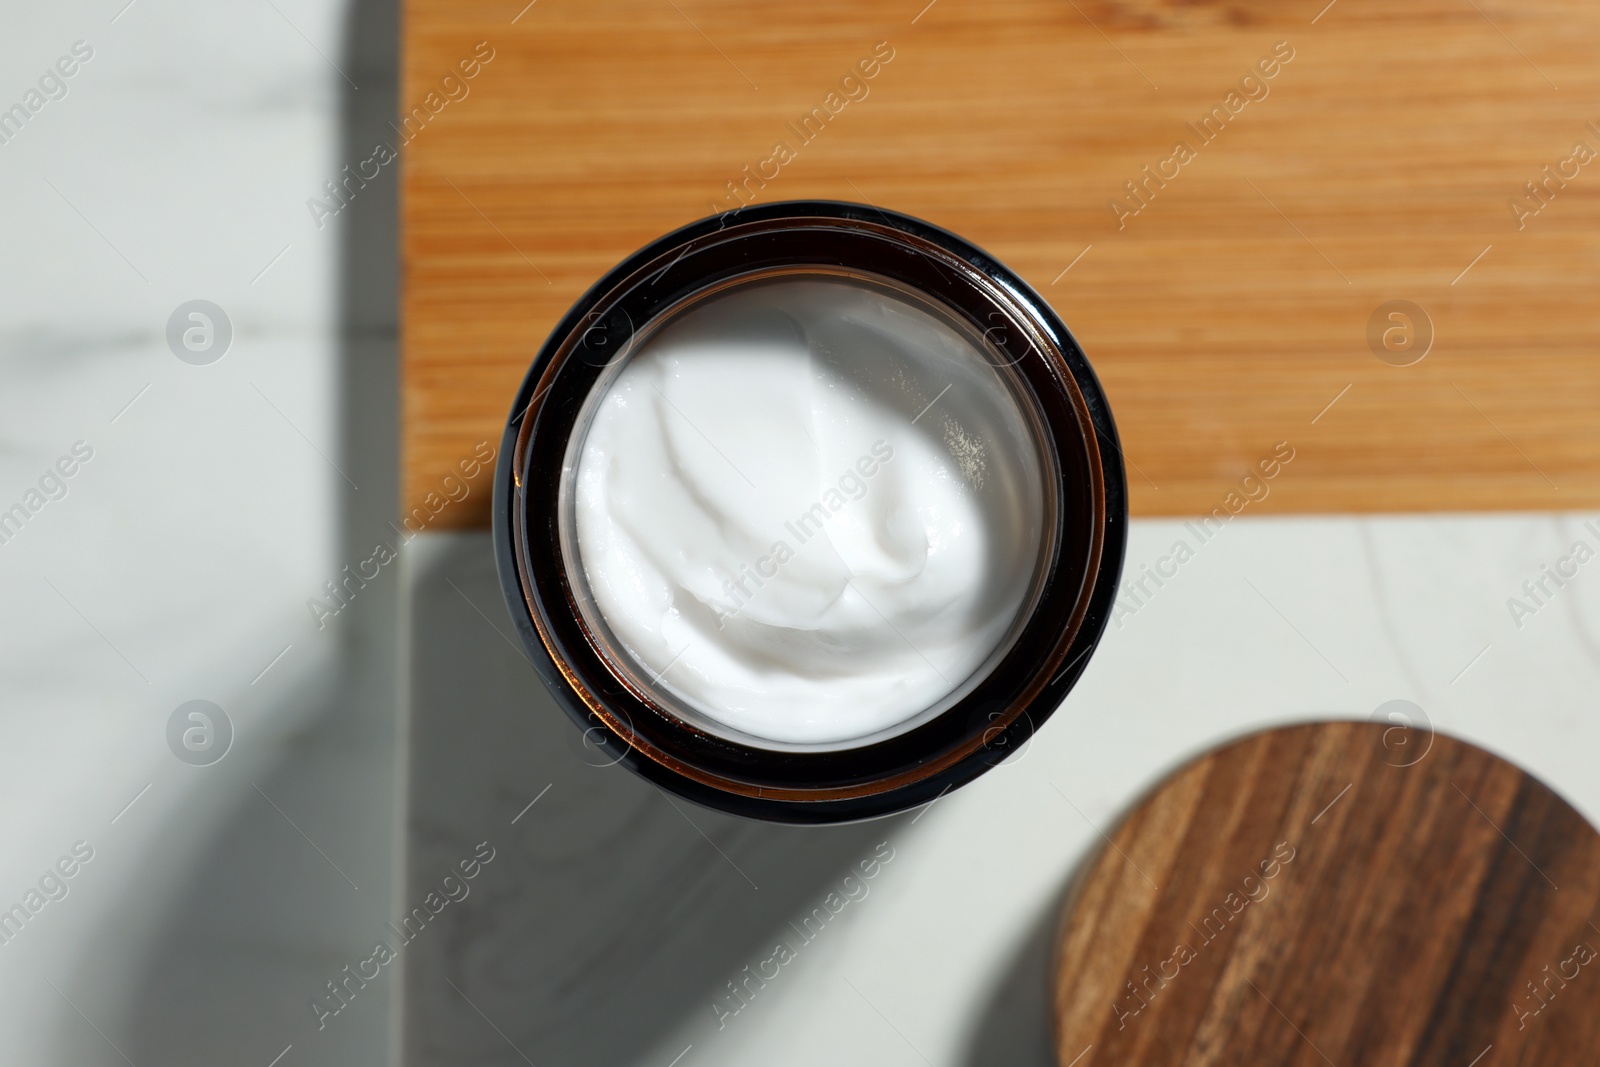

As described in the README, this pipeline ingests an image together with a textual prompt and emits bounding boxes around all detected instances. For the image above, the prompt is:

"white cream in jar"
[568,277,1047,746]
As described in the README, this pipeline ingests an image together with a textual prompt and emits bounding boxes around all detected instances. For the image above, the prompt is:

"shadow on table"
[402,535,899,1066]
[78,0,405,1063]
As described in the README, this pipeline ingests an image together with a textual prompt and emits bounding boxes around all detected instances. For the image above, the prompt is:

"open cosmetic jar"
[494,201,1125,822]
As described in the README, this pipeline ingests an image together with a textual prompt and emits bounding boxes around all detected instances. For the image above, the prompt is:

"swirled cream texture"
[569,278,1046,746]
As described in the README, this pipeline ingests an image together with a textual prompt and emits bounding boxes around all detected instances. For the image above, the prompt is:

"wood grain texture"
[1052,722,1600,1065]
[402,0,1600,528]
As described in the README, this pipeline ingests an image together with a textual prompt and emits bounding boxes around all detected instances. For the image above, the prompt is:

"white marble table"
[0,2,399,1064]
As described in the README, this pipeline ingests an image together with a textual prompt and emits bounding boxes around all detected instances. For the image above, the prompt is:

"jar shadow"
[405,534,898,1066]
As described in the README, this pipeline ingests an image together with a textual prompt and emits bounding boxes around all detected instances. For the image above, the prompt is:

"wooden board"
[402,0,1600,528]
[1052,721,1600,1065]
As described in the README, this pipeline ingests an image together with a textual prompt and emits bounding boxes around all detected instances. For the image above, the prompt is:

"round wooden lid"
[1053,721,1600,1066]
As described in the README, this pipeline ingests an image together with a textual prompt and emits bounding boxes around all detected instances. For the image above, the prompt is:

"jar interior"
[557,270,1057,752]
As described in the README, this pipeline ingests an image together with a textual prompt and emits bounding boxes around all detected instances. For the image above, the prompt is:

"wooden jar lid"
[1053,721,1600,1066]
